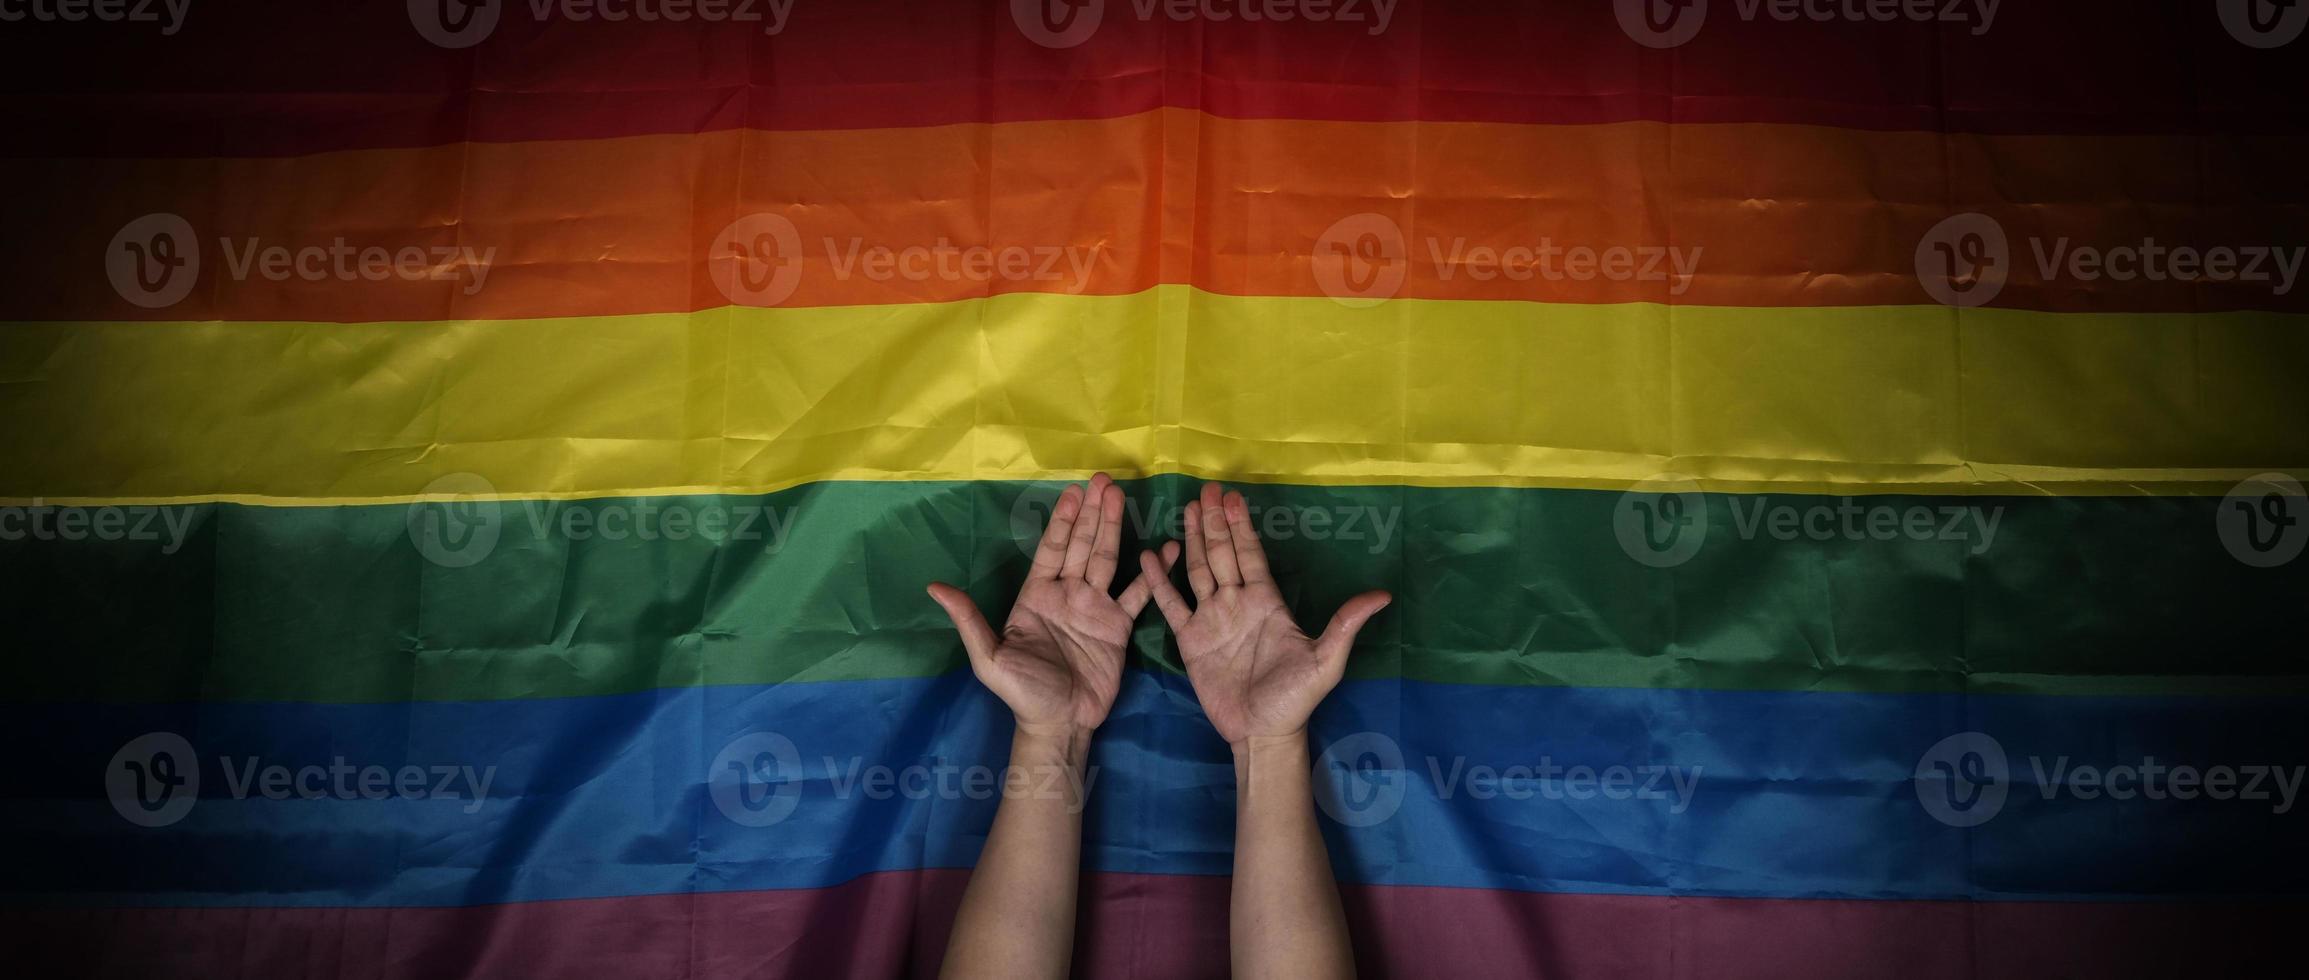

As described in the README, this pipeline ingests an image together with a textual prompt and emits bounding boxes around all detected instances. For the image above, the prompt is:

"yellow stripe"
[4,286,2302,504]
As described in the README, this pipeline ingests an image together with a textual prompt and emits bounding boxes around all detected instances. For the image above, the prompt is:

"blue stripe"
[5,673,2305,907]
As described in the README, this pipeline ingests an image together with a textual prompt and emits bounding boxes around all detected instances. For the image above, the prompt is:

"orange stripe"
[12,110,2305,321]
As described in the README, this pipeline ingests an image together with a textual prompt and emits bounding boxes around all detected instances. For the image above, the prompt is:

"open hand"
[1138,483,1391,746]
[928,474,1181,738]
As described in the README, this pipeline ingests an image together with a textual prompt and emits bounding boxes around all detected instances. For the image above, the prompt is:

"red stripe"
[3,1,2303,158]
[12,872,2293,979]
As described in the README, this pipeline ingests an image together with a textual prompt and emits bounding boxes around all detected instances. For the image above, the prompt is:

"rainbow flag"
[4,1,2305,975]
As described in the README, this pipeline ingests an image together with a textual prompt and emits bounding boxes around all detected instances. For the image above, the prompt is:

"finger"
[926,583,1000,668]
[1197,482,1242,587]
[1315,590,1393,676]
[1060,474,1109,581]
[1137,547,1193,630]
[1118,541,1182,619]
[1088,481,1125,591]
[1182,500,1215,600]
[1222,490,1272,585]
[1029,484,1083,579]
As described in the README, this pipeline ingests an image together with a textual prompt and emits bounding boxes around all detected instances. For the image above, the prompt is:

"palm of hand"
[927,474,1177,738]
[982,576,1138,733]
[1174,583,1331,744]
[1140,484,1392,748]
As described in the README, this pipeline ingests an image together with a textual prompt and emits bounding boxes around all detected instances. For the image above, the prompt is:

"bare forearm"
[940,728,1093,980]
[1230,734,1354,980]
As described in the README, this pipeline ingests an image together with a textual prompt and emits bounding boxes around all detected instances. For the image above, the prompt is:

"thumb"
[927,583,999,668]
[1315,590,1392,672]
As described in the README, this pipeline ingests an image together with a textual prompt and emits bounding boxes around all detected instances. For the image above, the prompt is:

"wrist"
[1230,730,1310,781]
[1229,730,1309,756]
[1011,724,1092,767]
[1005,725,1094,811]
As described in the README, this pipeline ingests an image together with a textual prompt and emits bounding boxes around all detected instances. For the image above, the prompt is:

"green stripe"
[3,477,2301,703]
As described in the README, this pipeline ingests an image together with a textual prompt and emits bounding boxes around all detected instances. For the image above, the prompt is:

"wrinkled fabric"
[2,1,2305,977]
